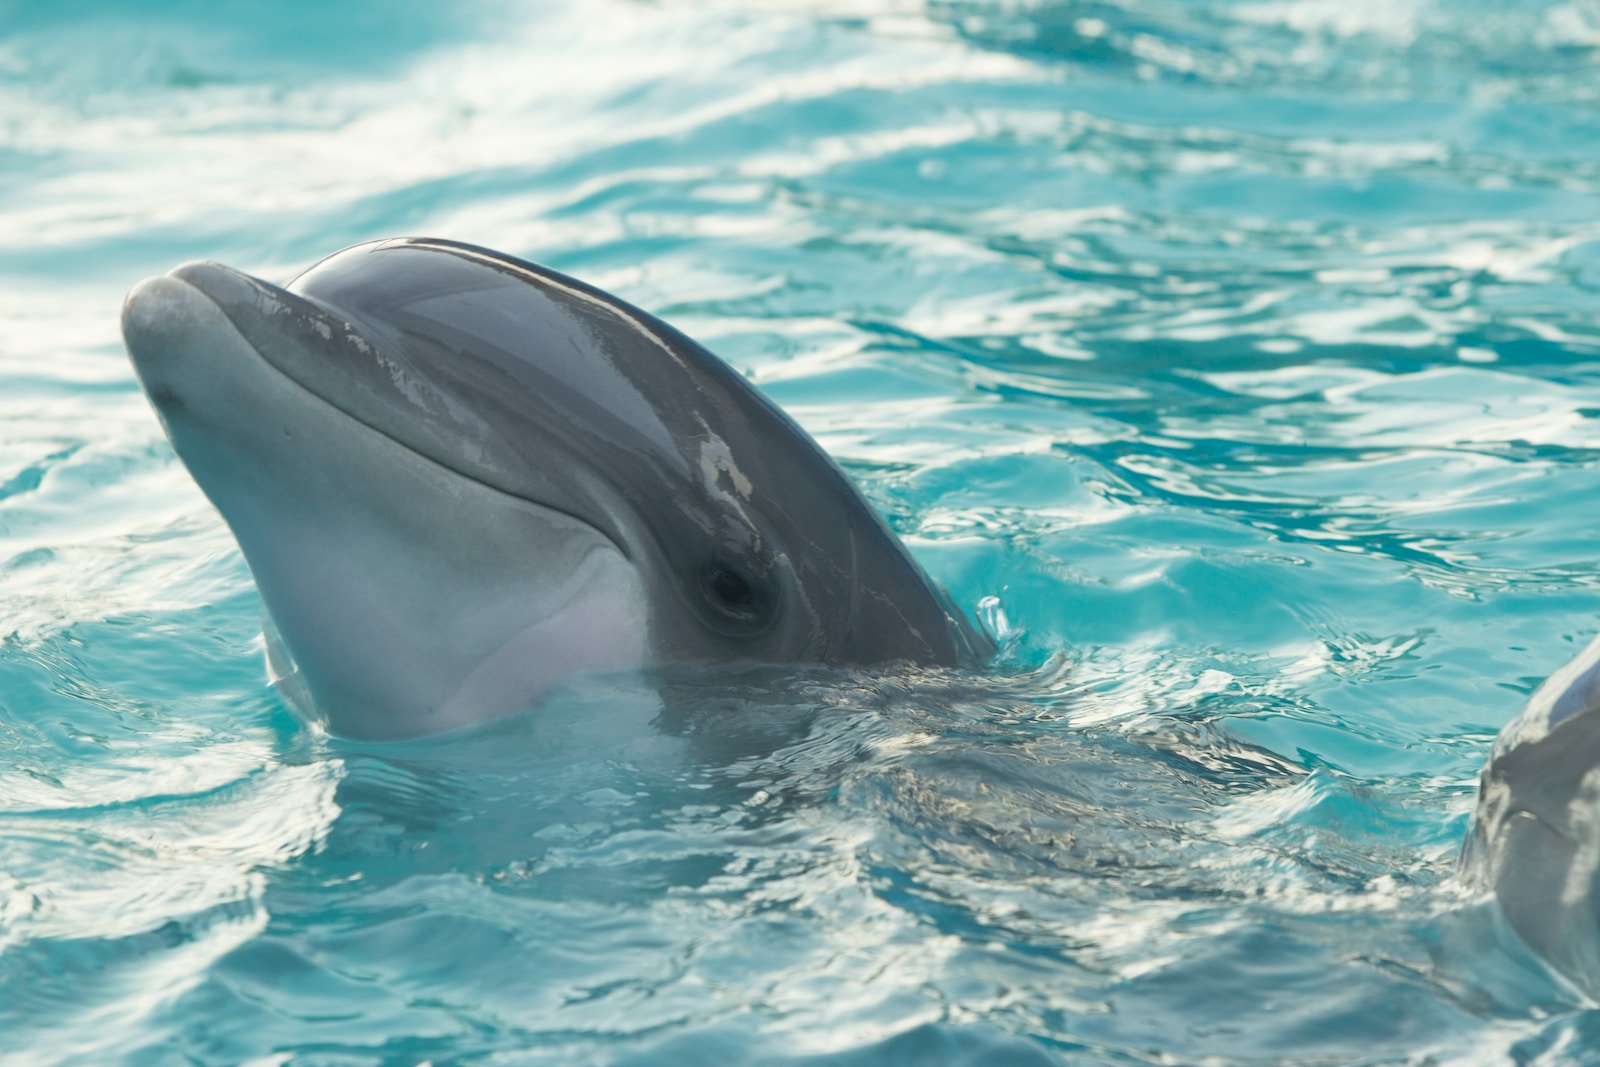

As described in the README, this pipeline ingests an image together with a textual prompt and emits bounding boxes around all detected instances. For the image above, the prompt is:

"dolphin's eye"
[700,558,772,629]
[708,566,753,608]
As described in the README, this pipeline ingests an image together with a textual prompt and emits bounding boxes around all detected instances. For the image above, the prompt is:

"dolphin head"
[1465,633,1600,993]
[122,238,988,738]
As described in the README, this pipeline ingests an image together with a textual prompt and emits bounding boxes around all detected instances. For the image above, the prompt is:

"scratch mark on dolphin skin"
[698,432,753,500]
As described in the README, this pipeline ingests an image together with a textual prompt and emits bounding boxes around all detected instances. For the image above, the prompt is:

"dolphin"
[1464,633,1600,992]
[121,237,991,739]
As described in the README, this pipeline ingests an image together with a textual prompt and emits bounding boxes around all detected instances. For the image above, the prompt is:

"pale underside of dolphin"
[122,237,991,740]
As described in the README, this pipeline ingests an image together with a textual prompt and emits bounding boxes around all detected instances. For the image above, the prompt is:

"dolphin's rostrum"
[122,237,990,739]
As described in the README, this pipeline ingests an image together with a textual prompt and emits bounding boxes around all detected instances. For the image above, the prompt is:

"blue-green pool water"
[5,1,1600,1062]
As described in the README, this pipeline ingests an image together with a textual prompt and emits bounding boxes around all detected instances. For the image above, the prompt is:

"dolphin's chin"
[123,269,652,740]
[259,540,652,741]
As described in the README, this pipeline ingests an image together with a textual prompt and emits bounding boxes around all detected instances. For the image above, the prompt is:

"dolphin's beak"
[122,272,214,376]
[165,261,338,345]
[128,261,355,390]
[121,270,269,429]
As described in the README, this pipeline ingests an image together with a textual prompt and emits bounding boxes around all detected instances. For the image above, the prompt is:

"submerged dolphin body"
[122,238,989,739]
[1465,634,1600,992]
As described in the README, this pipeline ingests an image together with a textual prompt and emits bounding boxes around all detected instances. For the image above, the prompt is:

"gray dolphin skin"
[121,237,990,739]
[1465,633,1600,992]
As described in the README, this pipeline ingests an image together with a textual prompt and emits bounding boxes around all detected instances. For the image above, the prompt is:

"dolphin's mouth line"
[174,276,635,564]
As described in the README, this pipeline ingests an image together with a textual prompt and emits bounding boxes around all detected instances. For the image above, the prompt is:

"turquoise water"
[4,0,1600,1062]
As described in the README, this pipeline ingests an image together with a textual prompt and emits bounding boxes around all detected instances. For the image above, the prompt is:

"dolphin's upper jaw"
[137,260,378,424]
[122,265,322,432]
[121,266,651,740]
[151,259,633,558]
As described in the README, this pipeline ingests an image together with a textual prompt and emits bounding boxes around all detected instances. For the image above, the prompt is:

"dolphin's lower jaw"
[122,271,649,739]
